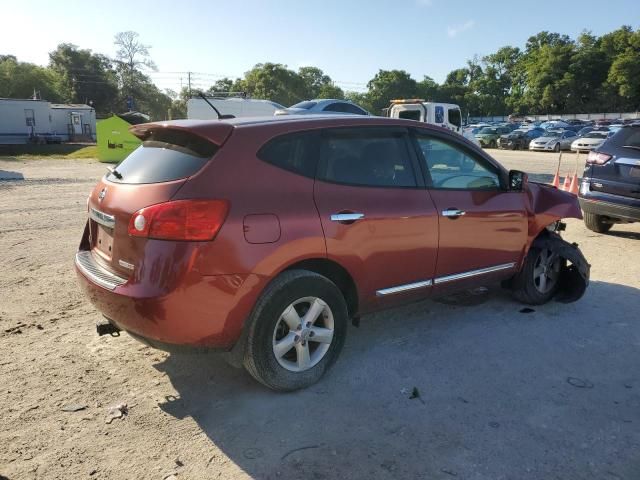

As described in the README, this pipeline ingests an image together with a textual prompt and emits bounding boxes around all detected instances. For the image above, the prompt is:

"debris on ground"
[567,377,594,389]
[62,403,87,412]
[409,387,426,404]
[105,403,128,424]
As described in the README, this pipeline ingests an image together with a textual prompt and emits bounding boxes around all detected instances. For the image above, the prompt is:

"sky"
[2,0,639,94]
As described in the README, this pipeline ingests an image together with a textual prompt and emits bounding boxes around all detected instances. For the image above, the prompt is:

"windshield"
[585,132,608,139]
[478,127,497,134]
[290,101,317,110]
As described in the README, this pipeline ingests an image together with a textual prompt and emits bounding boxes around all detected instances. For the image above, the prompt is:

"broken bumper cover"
[533,234,590,303]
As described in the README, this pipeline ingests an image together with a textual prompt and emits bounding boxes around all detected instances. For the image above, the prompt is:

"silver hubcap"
[272,297,335,372]
[533,249,561,294]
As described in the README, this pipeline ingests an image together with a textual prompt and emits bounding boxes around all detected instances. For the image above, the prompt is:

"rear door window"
[318,128,417,188]
[106,129,218,184]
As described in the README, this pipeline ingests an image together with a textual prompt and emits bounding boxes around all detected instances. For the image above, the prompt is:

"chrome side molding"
[434,262,516,284]
[376,279,432,297]
[375,262,516,296]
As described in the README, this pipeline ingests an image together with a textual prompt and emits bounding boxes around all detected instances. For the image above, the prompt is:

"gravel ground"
[1,151,639,480]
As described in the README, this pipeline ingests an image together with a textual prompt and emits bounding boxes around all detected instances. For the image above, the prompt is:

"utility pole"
[188,72,192,98]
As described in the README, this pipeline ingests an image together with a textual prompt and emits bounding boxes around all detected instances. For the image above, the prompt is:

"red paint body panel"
[314,181,439,312]
[76,116,584,350]
[427,189,528,291]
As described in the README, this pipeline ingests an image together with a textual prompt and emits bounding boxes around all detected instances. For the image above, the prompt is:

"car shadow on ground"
[154,280,640,479]
[607,229,640,240]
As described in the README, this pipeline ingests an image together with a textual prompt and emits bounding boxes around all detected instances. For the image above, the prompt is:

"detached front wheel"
[243,270,348,391]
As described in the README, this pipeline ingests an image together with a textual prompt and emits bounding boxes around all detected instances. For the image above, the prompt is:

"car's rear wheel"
[511,246,563,305]
[583,212,613,233]
[554,142,561,152]
[490,139,497,148]
[243,270,348,391]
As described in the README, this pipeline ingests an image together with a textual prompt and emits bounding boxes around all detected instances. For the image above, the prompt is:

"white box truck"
[187,96,285,120]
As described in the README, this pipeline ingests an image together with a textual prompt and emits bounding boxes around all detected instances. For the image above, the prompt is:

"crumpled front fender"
[525,182,583,243]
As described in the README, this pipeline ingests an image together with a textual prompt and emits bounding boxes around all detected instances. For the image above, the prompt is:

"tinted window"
[415,133,500,190]
[616,128,640,147]
[290,101,317,110]
[107,129,218,184]
[448,108,462,128]
[323,103,345,113]
[340,103,367,115]
[435,106,444,123]
[399,110,421,121]
[318,128,417,188]
[257,131,318,178]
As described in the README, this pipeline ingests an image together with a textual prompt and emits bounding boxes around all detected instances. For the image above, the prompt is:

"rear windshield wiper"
[106,165,123,179]
[623,145,640,151]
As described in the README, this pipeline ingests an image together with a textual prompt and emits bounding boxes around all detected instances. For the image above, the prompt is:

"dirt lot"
[1,150,639,480]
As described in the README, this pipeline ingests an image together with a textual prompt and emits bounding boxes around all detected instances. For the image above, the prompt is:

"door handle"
[330,213,365,223]
[442,208,466,218]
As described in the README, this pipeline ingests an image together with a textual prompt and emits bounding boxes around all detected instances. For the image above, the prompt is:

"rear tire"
[583,212,613,233]
[554,142,561,152]
[511,246,563,305]
[243,270,348,391]
[490,139,497,148]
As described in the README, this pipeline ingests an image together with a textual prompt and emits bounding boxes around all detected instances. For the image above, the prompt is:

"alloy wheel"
[272,297,335,372]
[533,249,561,294]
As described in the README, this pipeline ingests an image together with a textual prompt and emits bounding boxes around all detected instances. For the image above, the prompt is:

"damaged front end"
[513,182,591,303]
[532,232,590,303]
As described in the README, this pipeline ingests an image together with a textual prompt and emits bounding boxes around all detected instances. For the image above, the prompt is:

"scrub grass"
[0,144,98,160]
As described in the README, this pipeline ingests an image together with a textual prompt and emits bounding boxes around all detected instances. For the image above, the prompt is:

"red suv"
[76,116,589,390]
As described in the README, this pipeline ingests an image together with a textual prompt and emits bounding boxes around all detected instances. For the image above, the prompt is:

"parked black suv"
[578,125,640,233]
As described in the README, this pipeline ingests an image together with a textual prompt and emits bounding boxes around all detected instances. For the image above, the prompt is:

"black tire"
[510,246,563,305]
[583,212,613,233]
[243,270,348,391]
[554,142,561,152]
[490,139,497,148]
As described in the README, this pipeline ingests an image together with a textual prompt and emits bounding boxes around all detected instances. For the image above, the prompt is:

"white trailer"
[0,98,51,144]
[0,98,96,144]
[187,96,285,120]
[386,99,463,134]
[50,104,97,141]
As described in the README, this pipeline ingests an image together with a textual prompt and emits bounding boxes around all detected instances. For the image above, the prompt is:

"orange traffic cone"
[551,169,560,188]
[562,174,572,191]
[568,174,579,195]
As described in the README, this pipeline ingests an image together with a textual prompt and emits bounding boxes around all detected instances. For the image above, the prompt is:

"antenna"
[196,91,235,120]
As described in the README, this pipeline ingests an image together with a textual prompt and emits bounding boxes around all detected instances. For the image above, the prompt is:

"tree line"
[1,27,638,121]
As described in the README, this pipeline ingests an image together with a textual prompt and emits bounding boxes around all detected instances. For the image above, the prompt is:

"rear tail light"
[586,151,612,165]
[128,199,229,241]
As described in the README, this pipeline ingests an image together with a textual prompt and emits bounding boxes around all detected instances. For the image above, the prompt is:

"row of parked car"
[466,119,638,154]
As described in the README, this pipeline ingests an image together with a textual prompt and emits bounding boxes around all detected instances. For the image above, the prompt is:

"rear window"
[290,101,317,110]
[615,128,640,148]
[107,129,218,184]
[399,110,421,121]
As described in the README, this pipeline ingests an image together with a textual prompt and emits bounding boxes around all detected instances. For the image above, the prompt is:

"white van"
[187,96,285,119]
[386,99,462,134]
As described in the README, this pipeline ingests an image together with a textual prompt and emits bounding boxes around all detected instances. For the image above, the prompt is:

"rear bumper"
[75,250,268,349]
[578,189,640,222]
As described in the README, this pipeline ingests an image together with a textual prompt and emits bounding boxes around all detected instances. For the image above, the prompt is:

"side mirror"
[509,170,527,191]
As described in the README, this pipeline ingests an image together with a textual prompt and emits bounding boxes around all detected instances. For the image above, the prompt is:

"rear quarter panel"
[173,124,327,277]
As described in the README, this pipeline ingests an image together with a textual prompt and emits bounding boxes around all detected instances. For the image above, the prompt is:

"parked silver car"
[529,129,578,152]
[275,99,369,116]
